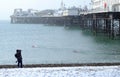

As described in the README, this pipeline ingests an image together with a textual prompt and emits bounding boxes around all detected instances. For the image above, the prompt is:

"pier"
[10,12,120,39]
[10,0,120,39]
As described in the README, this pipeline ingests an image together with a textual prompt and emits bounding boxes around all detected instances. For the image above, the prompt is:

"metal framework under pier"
[79,12,120,39]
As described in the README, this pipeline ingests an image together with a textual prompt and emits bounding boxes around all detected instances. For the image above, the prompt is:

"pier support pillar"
[82,15,85,29]
[93,14,97,35]
[119,19,120,36]
[110,14,114,39]
[11,16,15,24]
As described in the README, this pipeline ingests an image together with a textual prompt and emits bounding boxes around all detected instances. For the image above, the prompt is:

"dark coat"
[15,52,22,62]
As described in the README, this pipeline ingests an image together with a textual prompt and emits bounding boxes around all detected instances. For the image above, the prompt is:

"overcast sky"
[0,0,91,20]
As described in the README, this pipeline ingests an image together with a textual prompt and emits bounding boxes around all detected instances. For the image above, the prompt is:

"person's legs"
[17,62,20,67]
[18,60,23,68]
[20,61,23,68]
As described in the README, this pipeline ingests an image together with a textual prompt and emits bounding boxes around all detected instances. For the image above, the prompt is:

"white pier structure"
[92,0,120,12]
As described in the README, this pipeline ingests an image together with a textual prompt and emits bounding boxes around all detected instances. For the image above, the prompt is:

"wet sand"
[0,63,120,68]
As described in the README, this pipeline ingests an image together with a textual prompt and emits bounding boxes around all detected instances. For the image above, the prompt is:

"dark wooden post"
[83,15,85,29]
[119,19,120,37]
[110,14,114,39]
[11,17,13,23]
[93,14,97,35]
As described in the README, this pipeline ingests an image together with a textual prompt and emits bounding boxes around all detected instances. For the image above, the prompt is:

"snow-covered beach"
[0,66,120,77]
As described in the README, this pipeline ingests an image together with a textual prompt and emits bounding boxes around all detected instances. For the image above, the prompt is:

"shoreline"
[0,62,120,68]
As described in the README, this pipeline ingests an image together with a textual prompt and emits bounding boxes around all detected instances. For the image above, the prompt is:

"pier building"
[92,0,120,12]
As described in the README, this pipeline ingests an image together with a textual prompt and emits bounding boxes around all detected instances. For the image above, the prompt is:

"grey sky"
[0,0,91,20]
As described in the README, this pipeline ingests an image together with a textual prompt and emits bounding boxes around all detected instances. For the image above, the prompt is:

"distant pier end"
[10,8,81,25]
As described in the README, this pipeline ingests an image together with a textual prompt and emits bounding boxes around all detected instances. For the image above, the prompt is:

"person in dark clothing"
[15,49,23,68]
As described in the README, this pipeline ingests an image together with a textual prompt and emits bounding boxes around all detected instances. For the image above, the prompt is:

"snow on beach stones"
[0,66,120,77]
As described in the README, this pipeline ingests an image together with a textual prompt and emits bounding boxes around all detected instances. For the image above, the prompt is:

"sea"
[0,20,120,65]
